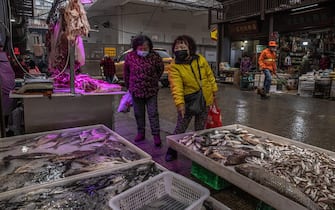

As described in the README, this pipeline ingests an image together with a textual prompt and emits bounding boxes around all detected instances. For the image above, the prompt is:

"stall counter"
[10,90,125,133]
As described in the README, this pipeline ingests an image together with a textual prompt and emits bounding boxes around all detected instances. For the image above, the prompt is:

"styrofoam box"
[109,171,210,210]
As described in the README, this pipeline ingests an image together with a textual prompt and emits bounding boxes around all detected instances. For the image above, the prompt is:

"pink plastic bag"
[117,91,132,113]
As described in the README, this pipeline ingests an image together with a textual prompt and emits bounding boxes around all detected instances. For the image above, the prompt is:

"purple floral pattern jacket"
[124,50,164,98]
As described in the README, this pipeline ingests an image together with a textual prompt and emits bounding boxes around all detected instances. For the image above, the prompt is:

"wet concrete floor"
[114,83,335,209]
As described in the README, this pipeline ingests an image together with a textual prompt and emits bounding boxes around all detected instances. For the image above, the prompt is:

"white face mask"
[137,50,149,57]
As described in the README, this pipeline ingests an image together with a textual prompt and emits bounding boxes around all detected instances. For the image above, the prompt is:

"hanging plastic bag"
[206,101,223,129]
[112,75,119,83]
[117,91,132,113]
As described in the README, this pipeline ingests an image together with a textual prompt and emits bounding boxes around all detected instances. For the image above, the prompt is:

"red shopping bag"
[206,101,223,129]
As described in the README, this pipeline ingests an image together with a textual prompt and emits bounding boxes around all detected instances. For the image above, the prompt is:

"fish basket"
[109,171,210,210]
[191,162,231,190]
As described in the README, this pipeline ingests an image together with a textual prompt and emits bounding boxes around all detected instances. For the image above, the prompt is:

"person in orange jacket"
[258,41,277,99]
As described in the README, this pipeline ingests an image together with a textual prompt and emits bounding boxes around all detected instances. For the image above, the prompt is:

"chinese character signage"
[104,47,116,57]
[229,21,258,35]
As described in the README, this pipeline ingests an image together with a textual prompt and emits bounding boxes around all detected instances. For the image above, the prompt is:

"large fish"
[235,164,322,210]
[1,152,57,167]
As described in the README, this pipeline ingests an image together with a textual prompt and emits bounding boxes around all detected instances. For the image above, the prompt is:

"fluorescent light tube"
[291,4,318,11]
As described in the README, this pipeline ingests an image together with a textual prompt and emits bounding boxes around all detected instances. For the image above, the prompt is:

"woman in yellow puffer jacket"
[165,35,218,162]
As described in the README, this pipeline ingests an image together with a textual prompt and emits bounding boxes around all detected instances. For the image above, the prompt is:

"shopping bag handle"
[213,98,219,108]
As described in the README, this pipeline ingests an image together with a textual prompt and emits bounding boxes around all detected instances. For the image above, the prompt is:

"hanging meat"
[64,0,90,42]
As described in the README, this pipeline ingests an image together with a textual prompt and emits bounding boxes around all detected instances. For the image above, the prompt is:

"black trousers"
[174,107,209,134]
[132,94,160,136]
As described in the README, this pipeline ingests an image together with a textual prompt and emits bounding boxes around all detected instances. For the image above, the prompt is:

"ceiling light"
[291,4,318,12]
[10,19,16,22]
[302,41,308,46]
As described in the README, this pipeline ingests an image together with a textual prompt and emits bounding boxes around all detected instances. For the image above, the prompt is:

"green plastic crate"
[191,162,231,190]
[256,201,276,210]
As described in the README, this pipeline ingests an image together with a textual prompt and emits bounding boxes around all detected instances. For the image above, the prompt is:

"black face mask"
[174,50,188,61]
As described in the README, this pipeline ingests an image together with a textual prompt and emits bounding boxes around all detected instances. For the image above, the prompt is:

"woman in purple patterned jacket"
[124,35,164,147]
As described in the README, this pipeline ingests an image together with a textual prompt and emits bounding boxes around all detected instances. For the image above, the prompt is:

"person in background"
[300,50,311,75]
[284,54,292,73]
[240,53,252,75]
[234,57,241,68]
[27,60,41,75]
[165,35,218,162]
[124,35,164,147]
[100,54,116,83]
[37,55,49,75]
[258,41,278,99]
[10,56,25,78]
[319,53,330,70]
[0,45,15,136]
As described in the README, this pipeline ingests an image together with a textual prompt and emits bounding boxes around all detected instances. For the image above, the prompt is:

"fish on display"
[176,127,335,210]
[235,164,322,210]
[1,152,57,169]
[0,127,111,152]
[177,128,267,166]
[0,128,144,193]
[0,163,162,209]
[245,143,335,210]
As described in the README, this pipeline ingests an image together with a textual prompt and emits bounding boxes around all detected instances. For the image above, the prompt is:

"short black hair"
[131,35,153,51]
[172,35,197,55]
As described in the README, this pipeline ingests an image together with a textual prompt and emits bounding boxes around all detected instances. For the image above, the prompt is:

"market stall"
[167,124,335,210]
[10,90,124,133]
[6,0,125,134]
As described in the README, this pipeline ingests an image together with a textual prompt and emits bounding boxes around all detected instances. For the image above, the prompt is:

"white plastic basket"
[109,171,210,210]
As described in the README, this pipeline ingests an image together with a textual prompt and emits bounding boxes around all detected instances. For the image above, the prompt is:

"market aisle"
[114,83,335,210]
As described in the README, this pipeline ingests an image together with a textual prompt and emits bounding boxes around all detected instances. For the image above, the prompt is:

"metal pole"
[69,42,75,94]
[217,23,223,77]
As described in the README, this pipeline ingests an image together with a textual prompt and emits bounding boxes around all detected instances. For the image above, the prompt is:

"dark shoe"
[134,133,145,142]
[165,148,178,162]
[153,135,161,147]
[261,93,270,99]
[257,88,266,97]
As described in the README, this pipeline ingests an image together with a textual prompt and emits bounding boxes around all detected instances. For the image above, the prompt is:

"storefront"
[214,0,335,95]
[273,2,335,97]
[275,3,335,70]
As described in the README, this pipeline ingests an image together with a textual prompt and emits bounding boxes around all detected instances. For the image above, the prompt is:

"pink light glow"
[81,0,93,4]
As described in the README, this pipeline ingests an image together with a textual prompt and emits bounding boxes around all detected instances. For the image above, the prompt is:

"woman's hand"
[213,91,217,99]
[177,104,185,118]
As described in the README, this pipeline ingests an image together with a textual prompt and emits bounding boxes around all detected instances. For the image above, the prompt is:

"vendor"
[300,51,311,75]
[319,53,330,70]
[284,54,292,73]
[28,60,41,75]
[0,48,15,136]
[240,53,252,75]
